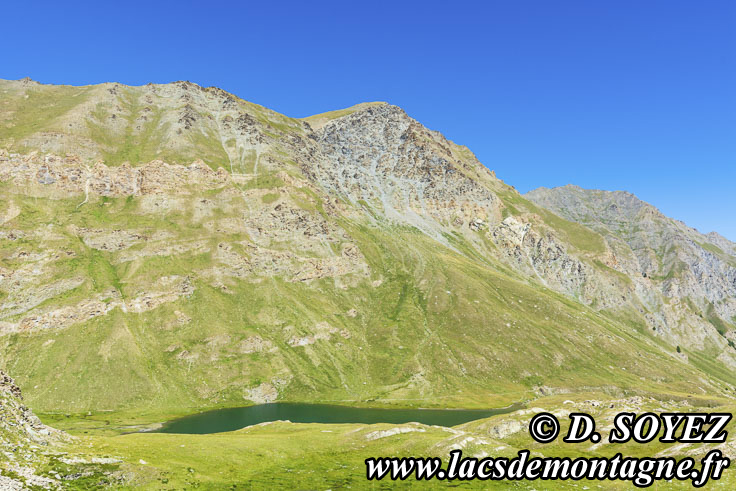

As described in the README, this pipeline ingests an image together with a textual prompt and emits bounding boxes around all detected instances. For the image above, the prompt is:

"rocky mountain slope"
[527,185,736,354]
[1,78,735,421]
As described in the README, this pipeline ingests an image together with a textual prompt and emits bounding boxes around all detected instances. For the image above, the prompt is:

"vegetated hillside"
[1,78,735,419]
[6,365,736,489]
[80,392,736,489]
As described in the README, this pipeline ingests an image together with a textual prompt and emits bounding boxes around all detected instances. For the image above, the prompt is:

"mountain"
[1,78,735,424]
[526,185,736,353]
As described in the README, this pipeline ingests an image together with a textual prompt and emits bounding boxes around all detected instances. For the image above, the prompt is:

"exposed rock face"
[487,419,522,439]
[0,371,51,441]
[491,216,592,302]
[0,154,228,198]
[0,371,23,399]
[310,103,503,242]
[243,377,291,404]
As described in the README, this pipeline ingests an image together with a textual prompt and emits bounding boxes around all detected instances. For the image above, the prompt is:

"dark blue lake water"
[156,402,523,434]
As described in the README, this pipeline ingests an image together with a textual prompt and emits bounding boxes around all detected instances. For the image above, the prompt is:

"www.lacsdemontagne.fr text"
[366,449,729,487]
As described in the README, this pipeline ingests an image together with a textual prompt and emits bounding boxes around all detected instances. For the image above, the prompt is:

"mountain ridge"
[530,183,736,242]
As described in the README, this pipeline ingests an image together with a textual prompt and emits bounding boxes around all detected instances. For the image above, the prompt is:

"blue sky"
[4,1,735,239]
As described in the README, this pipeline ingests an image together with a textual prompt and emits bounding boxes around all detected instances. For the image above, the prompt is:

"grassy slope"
[0,83,92,143]
[41,393,736,489]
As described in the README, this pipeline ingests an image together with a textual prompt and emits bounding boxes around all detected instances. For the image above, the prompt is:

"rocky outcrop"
[243,376,291,404]
[0,371,61,487]
[0,372,52,441]
[2,277,194,334]
[0,153,229,198]
[0,370,130,487]
[491,216,592,300]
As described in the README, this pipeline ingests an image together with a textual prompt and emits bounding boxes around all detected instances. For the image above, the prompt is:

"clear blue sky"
[4,1,735,239]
